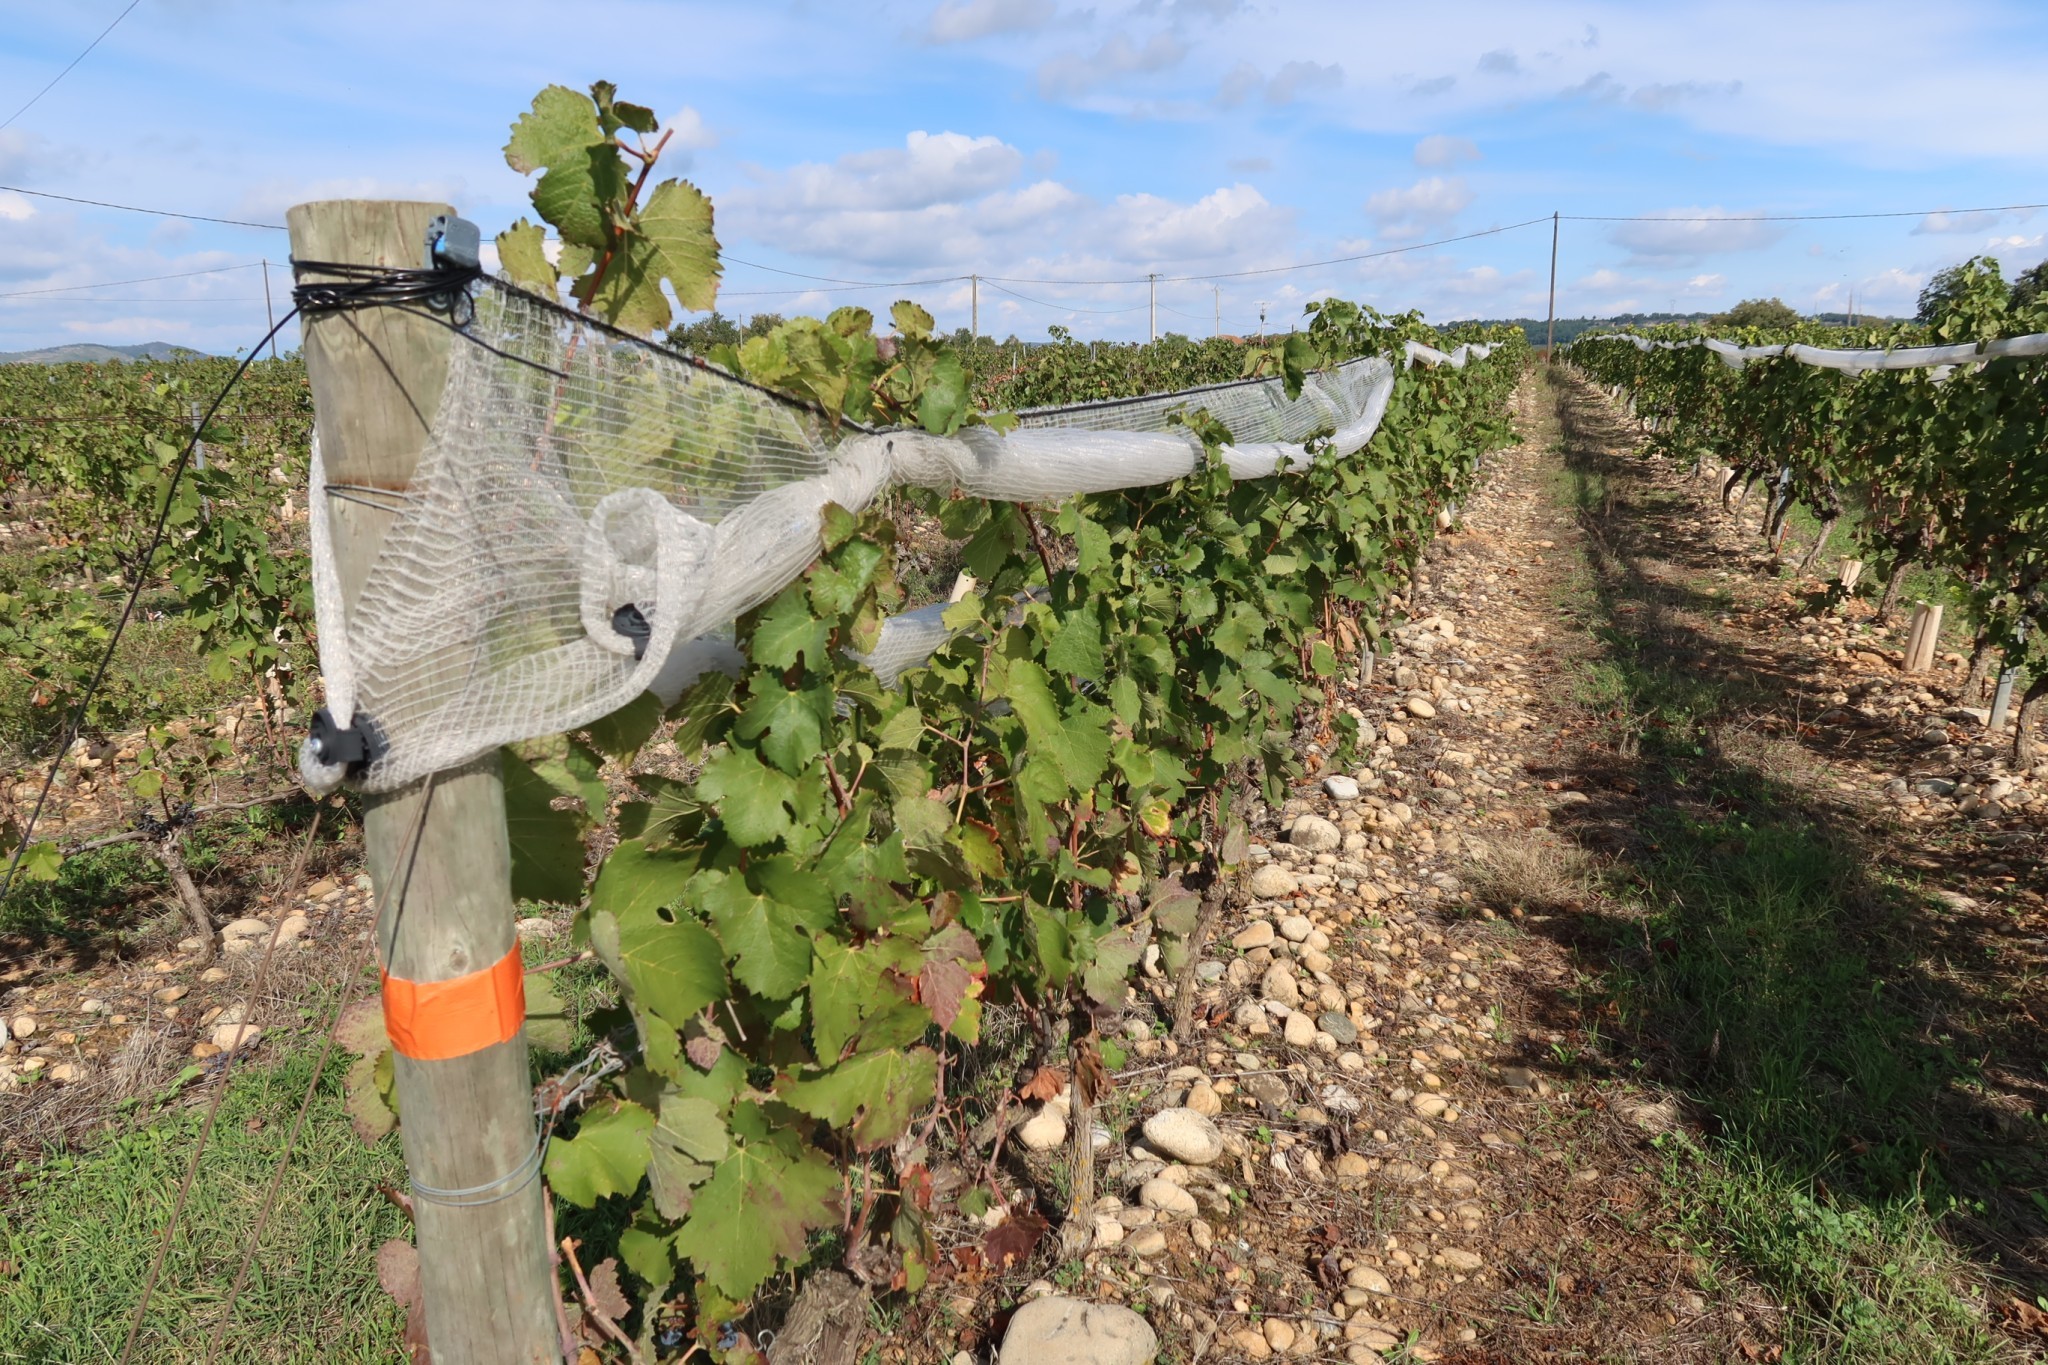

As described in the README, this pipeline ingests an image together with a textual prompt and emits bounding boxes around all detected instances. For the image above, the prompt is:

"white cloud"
[235,175,469,223]
[1105,183,1291,261]
[1410,75,1457,97]
[924,0,1057,44]
[1914,207,2034,235]
[1364,176,1472,241]
[740,132,1025,214]
[1413,135,1479,168]
[662,106,718,153]
[1687,273,1726,292]
[1477,48,1519,75]
[1607,208,1784,261]
[1990,233,2044,250]
[0,192,34,222]
[1037,31,1186,100]
[1265,60,1342,105]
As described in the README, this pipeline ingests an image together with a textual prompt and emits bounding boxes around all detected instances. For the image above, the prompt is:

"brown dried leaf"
[982,1209,1048,1271]
[1074,1034,1110,1108]
[685,1033,723,1070]
[587,1257,629,1322]
[335,1000,389,1056]
[1018,1066,1066,1102]
[2000,1298,2048,1337]
[375,1238,422,1308]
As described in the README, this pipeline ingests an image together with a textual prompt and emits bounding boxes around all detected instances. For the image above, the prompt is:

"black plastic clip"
[611,604,652,661]
[308,707,382,773]
[423,214,481,322]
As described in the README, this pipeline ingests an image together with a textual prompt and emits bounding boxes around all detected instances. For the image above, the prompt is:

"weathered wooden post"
[289,200,560,1364]
[1902,602,1944,674]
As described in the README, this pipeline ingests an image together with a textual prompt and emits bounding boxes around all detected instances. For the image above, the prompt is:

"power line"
[721,254,965,289]
[0,183,285,231]
[981,218,1556,287]
[979,280,1150,314]
[1564,200,2048,223]
[0,0,144,133]
[0,296,268,304]
[0,263,262,298]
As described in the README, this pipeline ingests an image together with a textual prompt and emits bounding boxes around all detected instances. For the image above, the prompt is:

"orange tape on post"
[381,942,526,1061]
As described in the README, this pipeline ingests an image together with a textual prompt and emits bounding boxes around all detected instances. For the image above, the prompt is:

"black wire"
[0,306,304,901]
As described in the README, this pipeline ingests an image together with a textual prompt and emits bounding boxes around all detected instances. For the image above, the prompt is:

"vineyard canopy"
[302,277,1494,794]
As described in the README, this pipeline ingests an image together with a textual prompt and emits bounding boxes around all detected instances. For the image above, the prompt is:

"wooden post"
[1902,602,1943,674]
[288,201,560,1365]
[1839,559,1863,591]
[1544,211,1559,361]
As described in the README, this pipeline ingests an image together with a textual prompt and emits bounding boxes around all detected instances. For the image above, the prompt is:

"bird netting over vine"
[1585,331,2048,374]
[302,277,1495,794]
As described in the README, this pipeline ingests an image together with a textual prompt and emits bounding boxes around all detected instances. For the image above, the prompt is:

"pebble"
[9,1014,36,1039]
[1261,964,1302,1008]
[1323,775,1361,801]
[210,1022,263,1052]
[997,1296,1158,1365]
[1264,1317,1297,1352]
[1289,815,1342,852]
[1318,1012,1358,1045]
[1124,1227,1168,1257]
[1139,1178,1200,1219]
[1278,915,1314,943]
[1405,696,1437,718]
[1232,1328,1274,1359]
[1233,921,1277,950]
[1141,1108,1225,1166]
[1248,865,1299,899]
[1435,1248,1484,1271]
[1283,1013,1317,1047]
[1347,1266,1392,1295]
[1017,1104,1068,1152]
[1185,1080,1223,1116]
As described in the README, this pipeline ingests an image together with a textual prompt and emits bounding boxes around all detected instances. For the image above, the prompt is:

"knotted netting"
[303,277,1491,794]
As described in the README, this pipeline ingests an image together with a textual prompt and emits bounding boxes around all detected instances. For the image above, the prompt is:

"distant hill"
[0,341,207,365]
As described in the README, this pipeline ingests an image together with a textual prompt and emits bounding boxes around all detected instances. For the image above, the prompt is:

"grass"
[0,1044,408,1364]
[1538,368,2014,1363]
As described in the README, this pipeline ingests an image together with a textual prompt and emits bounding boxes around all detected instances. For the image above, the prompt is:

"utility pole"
[970,273,978,339]
[287,200,559,1365]
[1149,272,1158,343]
[1545,211,1560,361]
[260,260,278,361]
[1213,285,1220,338]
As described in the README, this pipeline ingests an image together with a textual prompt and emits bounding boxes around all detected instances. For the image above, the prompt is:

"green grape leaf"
[777,1047,938,1149]
[523,972,575,1053]
[647,1094,730,1220]
[673,1141,842,1298]
[1005,660,1111,795]
[501,747,588,905]
[808,939,889,1063]
[1045,602,1106,680]
[544,1098,655,1207]
[590,839,694,920]
[504,84,603,176]
[891,300,935,341]
[703,873,817,999]
[748,588,831,670]
[734,683,832,776]
[694,748,798,847]
[617,910,726,1030]
[587,691,664,762]
[917,350,969,436]
[617,1221,675,1289]
[637,179,722,313]
[495,219,557,294]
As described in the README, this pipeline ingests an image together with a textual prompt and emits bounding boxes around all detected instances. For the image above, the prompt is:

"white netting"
[1584,331,2048,373]
[305,280,1492,794]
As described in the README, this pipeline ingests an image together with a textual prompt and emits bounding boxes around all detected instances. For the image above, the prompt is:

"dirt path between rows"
[969,362,2048,1365]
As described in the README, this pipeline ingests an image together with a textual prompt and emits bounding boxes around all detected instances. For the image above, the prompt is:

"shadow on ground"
[1502,368,2048,1363]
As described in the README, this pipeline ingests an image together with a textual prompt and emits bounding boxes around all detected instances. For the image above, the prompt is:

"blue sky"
[2,0,2045,354]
